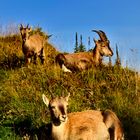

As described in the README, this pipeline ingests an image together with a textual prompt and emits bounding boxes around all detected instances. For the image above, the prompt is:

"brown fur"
[56,30,113,72]
[20,24,50,65]
[102,110,124,140]
[42,94,123,140]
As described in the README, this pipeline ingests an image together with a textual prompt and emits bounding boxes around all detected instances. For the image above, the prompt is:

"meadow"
[0,28,140,140]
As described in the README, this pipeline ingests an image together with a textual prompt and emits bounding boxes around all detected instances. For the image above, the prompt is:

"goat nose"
[62,115,66,119]
[111,51,114,56]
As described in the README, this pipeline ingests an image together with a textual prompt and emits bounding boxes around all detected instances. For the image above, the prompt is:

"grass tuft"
[0,33,140,140]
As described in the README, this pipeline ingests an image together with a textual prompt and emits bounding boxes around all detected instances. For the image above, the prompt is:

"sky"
[0,0,140,71]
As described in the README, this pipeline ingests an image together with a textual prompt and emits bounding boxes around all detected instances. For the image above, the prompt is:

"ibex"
[102,110,124,140]
[20,24,51,65]
[55,30,113,72]
[42,94,124,140]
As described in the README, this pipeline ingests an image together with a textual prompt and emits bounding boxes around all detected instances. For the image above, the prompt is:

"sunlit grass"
[0,32,139,140]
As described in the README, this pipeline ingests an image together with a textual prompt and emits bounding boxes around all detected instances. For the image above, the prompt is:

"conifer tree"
[108,56,112,66]
[88,36,90,47]
[115,44,121,66]
[74,32,79,53]
[78,35,86,52]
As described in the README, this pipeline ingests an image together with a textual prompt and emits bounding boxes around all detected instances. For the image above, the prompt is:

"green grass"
[0,33,140,140]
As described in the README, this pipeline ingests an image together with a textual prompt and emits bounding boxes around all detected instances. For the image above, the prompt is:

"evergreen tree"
[80,35,83,46]
[74,33,86,52]
[88,36,90,47]
[78,35,86,52]
[115,44,121,66]
[108,56,112,66]
[74,32,79,53]
[87,36,91,51]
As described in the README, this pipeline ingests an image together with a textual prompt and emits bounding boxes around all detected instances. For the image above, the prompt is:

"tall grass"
[0,31,140,140]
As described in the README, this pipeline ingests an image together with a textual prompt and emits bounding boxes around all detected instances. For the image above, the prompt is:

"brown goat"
[102,110,124,140]
[20,24,51,65]
[42,94,124,140]
[56,30,113,72]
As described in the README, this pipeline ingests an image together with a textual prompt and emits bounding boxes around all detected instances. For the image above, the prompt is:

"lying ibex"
[102,110,124,140]
[20,24,51,65]
[56,30,113,72]
[42,94,124,140]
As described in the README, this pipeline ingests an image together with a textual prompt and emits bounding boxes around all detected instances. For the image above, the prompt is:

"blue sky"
[0,0,140,71]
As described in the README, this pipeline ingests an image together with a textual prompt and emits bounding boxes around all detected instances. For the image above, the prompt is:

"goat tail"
[55,53,66,68]
[102,109,124,140]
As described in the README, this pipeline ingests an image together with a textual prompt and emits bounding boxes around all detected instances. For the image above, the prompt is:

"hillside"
[0,33,140,140]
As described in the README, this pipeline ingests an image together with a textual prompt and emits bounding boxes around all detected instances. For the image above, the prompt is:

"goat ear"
[42,94,49,107]
[19,24,23,30]
[65,93,70,102]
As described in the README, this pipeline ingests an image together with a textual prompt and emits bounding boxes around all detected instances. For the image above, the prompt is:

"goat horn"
[26,24,29,28]
[20,24,23,28]
[92,30,102,40]
[47,34,53,38]
[92,30,108,41]
[99,30,108,41]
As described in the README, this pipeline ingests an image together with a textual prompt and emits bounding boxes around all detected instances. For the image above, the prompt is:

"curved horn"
[99,30,108,41]
[92,30,102,39]
[92,30,108,41]
[48,34,53,38]
[26,24,29,28]
[20,24,23,29]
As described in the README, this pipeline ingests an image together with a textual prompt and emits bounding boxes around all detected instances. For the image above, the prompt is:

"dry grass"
[0,31,140,140]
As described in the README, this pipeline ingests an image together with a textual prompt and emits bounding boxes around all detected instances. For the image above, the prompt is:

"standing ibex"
[20,24,51,65]
[55,30,113,72]
[42,94,124,140]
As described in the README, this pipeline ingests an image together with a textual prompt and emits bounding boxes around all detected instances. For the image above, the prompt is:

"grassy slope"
[0,34,140,140]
